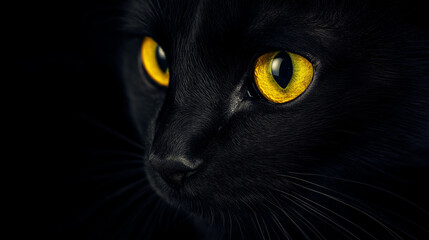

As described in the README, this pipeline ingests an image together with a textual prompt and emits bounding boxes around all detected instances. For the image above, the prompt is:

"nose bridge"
[151,96,220,159]
[170,47,220,107]
[148,39,237,188]
[149,94,218,188]
[151,33,237,158]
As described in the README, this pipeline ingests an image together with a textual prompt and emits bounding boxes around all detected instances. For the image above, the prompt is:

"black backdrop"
[11,1,201,239]
[10,1,429,239]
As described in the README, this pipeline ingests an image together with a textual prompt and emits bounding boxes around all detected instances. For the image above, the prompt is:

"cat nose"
[149,154,202,188]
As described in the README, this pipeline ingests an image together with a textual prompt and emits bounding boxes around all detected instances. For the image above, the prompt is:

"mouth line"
[145,162,221,220]
[145,162,194,208]
[144,160,277,222]
[145,163,173,200]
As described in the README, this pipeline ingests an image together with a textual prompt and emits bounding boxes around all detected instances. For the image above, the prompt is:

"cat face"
[120,0,428,238]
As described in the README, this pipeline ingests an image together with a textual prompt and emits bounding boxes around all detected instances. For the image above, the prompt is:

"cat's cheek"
[145,163,173,203]
[118,37,168,149]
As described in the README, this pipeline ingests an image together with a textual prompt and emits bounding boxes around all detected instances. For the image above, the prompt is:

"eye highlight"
[254,51,313,103]
[141,37,169,87]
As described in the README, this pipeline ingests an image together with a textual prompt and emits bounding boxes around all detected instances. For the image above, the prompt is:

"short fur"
[31,0,429,239]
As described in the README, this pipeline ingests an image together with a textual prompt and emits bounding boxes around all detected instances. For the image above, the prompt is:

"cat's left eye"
[141,37,169,87]
[254,51,313,103]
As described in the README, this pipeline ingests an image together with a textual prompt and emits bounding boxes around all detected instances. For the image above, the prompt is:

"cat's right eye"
[141,37,170,87]
[254,51,313,103]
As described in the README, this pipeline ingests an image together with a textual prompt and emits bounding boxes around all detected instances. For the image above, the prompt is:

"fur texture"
[26,0,429,239]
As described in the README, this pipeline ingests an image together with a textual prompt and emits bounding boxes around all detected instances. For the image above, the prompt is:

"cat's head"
[120,0,428,238]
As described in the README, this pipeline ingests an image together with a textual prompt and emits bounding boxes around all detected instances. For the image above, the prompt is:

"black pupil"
[271,52,293,88]
[155,45,168,73]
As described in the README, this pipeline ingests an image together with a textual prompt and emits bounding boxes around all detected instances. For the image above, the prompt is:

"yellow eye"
[141,37,169,87]
[254,51,313,103]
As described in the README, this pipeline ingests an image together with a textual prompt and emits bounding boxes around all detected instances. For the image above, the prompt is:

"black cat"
[23,0,428,239]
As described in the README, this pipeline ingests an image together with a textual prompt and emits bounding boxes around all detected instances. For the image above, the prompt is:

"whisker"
[169,203,181,227]
[268,210,292,240]
[89,148,145,159]
[228,210,233,240]
[60,168,144,184]
[80,160,144,173]
[68,178,148,230]
[280,174,378,239]
[288,207,326,240]
[95,186,155,239]
[276,189,356,240]
[264,194,311,240]
[136,197,165,239]
[294,191,377,240]
[288,172,429,215]
[269,224,282,240]
[254,211,267,240]
[264,191,292,240]
[220,210,226,231]
[268,188,326,239]
[261,215,272,240]
[116,193,156,239]
[209,206,215,227]
[79,113,145,152]
[234,215,245,239]
[283,177,402,239]
[376,204,429,237]
[283,173,427,237]
[155,196,171,231]
[248,212,259,239]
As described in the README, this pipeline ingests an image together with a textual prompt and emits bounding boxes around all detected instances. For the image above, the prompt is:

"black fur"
[22,0,429,239]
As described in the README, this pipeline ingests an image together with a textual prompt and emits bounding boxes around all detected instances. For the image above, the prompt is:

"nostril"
[149,154,202,189]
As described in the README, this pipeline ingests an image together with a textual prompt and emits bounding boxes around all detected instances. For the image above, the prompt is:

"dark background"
[10,1,428,239]
[11,1,198,239]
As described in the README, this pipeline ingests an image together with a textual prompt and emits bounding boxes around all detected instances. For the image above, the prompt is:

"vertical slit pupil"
[155,45,168,73]
[271,52,293,88]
